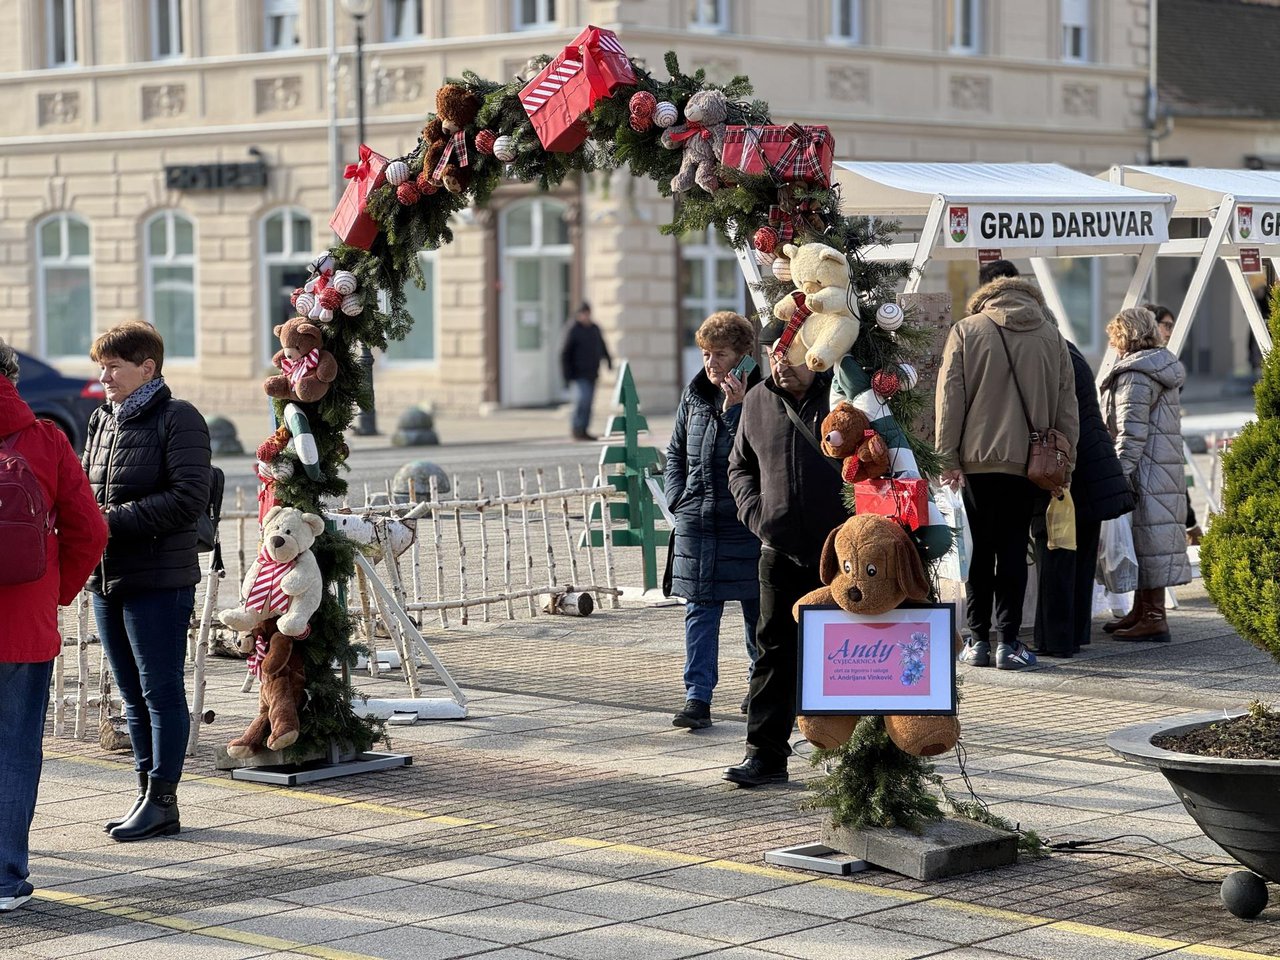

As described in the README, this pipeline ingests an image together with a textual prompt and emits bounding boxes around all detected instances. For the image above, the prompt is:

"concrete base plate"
[822,815,1018,881]
[764,843,868,876]
[229,752,412,786]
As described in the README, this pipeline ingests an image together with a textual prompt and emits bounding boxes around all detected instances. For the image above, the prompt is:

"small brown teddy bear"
[422,84,482,194]
[792,514,963,758]
[264,318,338,404]
[660,89,729,194]
[821,402,891,485]
[227,617,308,757]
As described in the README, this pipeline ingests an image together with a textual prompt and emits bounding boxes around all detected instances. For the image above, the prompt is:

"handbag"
[988,318,1070,492]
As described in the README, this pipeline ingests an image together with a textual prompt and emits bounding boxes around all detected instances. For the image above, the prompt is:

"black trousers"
[1031,504,1103,655]
[963,473,1046,645]
[745,548,821,766]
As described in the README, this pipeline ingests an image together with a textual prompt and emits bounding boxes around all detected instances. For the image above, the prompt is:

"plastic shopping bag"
[1098,514,1139,593]
[1046,489,1077,551]
[934,486,972,582]
[1093,581,1133,618]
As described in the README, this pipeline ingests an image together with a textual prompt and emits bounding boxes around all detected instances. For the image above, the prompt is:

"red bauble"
[629,91,657,120]
[629,113,653,133]
[415,171,439,195]
[753,226,779,254]
[871,369,901,398]
[396,182,421,205]
[318,287,342,311]
[475,130,497,155]
[289,287,304,307]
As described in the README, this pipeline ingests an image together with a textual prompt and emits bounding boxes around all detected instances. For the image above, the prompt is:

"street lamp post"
[342,0,378,436]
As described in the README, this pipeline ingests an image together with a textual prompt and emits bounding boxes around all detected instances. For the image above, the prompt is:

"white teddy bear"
[772,242,861,372]
[220,506,325,639]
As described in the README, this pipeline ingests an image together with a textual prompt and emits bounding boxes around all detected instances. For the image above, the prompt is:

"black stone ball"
[1221,870,1268,919]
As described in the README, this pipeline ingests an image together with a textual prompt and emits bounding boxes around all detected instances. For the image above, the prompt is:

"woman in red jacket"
[0,341,108,912]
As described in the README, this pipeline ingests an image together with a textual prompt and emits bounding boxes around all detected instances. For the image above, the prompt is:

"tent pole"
[1167,196,1235,360]
[1094,243,1160,386]
[1028,257,1074,343]
[904,195,945,294]
[1223,256,1273,355]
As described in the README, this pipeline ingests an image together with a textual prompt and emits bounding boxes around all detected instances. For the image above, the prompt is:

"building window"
[385,0,423,40]
[947,0,981,54]
[152,0,183,58]
[1049,257,1100,350]
[689,0,729,31]
[831,0,862,42]
[261,208,313,360]
[513,0,555,30]
[145,211,196,359]
[36,214,93,359]
[678,226,745,384]
[46,0,77,66]
[264,0,300,51]
[387,253,437,363]
[1061,0,1090,62]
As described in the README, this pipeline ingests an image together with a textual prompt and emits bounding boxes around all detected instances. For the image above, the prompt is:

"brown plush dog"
[791,514,962,757]
[821,402,891,484]
[422,84,482,194]
[264,318,338,404]
[227,617,308,758]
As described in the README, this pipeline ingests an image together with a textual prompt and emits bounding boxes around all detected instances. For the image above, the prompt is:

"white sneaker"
[0,894,32,911]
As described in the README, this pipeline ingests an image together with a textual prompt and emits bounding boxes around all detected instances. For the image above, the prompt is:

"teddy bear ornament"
[660,89,729,194]
[771,242,861,372]
[264,318,338,404]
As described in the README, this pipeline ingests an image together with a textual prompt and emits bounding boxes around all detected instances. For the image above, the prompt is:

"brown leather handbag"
[989,319,1071,492]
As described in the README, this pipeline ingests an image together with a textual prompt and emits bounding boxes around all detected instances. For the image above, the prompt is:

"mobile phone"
[730,355,757,381]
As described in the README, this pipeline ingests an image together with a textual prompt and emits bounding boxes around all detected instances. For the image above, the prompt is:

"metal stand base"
[230,751,411,787]
[764,843,868,876]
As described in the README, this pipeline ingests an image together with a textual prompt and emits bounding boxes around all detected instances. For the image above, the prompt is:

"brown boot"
[1103,593,1144,634]
[1114,589,1170,642]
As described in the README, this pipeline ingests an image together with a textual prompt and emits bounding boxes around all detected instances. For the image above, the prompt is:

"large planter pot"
[1108,712,1280,884]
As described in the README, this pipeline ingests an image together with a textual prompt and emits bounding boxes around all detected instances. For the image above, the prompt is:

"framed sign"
[797,602,957,715]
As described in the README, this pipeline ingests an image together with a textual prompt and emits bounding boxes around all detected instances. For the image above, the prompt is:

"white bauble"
[875,302,905,331]
[293,292,316,317]
[493,135,516,162]
[653,101,679,128]
[771,257,792,283]
[385,160,410,186]
[331,270,357,296]
[755,248,776,266]
[340,293,363,316]
[898,363,919,390]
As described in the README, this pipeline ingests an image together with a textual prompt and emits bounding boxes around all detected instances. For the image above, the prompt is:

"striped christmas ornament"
[653,101,679,128]
[385,160,410,186]
[875,302,905,331]
[493,135,516,161]
[339,293,363,316]
[629,91,656,119]
[475,130,497,155]
[753,226,779,254]
[629,113,652,133]
[755,248,777,266]
[330,270,357,295]
[771,257,792,282]
[396,182,420,205]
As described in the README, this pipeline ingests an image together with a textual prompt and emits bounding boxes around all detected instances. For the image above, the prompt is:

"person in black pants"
[724,351,846,787]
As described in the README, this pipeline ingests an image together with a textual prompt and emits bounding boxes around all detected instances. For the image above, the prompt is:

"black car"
[15,350,104,452]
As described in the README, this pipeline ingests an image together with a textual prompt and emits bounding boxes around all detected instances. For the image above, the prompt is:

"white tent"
[1103,166,1280,359]
[824,162,1176,343]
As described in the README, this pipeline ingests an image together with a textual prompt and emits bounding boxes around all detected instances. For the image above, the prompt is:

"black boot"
[110,778,180,842]
[104,772,148,833]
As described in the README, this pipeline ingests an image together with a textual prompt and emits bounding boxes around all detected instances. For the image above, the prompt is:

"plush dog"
[422,84,482,194]
[263,318,338,404]
[821,402,891,484]
[227,617,308,757]
[792,515,962,758]
[220,506,325,638]
[771,242,861,372]
[660,89,729,194]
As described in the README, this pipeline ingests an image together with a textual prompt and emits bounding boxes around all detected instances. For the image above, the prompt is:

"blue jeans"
[0,660,54,899]
[93,587,195,783]
[570,378,595,435]
[683,599,761,704]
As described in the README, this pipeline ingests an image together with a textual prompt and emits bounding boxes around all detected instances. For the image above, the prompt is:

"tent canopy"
[1110,165,1280,222]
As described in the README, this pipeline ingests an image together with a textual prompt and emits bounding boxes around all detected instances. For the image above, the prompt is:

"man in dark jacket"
[559,303,612,441]
[724,350,846,786]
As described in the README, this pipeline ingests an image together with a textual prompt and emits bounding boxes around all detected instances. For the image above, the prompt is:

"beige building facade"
[1,0,1153,422]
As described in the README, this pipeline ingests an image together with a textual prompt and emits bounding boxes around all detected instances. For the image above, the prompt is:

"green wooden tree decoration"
[583,361,669,591]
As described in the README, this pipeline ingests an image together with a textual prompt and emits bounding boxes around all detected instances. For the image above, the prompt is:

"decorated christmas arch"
[241,26,953,827]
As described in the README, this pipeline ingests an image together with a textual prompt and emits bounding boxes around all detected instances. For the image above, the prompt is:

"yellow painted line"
[40,752,1280,960]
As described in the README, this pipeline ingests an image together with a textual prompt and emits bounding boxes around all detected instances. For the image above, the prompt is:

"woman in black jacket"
[82,322,211,841]
[663,312,763,729]
[1031,341,1134,655]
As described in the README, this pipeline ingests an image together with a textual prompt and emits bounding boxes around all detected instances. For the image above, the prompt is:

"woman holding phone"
[663,312,764,729]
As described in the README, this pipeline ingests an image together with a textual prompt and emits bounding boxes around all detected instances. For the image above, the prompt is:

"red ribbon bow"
[432,130,470,182]
[245,547,295,613]
[343,144,375,181]
[667,122,712,145]
[281,348,320,390]
[773,291,812,359]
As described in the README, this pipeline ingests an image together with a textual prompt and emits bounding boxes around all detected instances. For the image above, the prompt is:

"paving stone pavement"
[9,574,1280,958]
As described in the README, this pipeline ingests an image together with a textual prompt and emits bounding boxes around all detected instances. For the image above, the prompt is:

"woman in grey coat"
[1098,307,1192,642]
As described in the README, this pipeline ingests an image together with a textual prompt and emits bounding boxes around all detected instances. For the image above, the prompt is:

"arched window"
[36,213,93,359]
[145,210,196,359]
[261,208,314,359]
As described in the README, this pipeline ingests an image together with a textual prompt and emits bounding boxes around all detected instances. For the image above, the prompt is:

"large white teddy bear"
[772,242,861,372]
[220,506,325,638]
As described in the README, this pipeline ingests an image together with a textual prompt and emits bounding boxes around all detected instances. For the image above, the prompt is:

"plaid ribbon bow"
[280,348,320,390]
[667,122,712,145]
[244,547,294,613]
[773,291,812,359]
[767,205,795,244]
[772,124,830,186]
[432,130,470,182]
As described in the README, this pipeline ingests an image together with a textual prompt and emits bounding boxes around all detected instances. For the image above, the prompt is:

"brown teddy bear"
[792,514,962,758]
[227,617,308,757]
[264,318,338,404]
[422,84,482,194]
[821,402,891,485]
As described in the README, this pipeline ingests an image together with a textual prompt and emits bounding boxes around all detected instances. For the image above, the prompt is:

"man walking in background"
[560,303,612,441]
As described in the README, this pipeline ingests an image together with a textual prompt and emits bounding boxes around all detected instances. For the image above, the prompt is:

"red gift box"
[329,144,388,250]
[520,25,635,153]
[854,478,929,531]
[722,124,835,186]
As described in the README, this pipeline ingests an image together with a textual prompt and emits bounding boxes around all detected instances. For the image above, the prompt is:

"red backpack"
[0,427,53,585]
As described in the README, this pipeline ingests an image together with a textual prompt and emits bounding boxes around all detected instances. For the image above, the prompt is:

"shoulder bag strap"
[987,316,1037,436]
[782,398,842,476]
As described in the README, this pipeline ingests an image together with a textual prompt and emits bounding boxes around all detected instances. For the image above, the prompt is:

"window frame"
[259,207,315,367]
[1060,0,1091,63]
[689,0,730,32]
[512,0,556,31]
[947,0,982,55]
[383,0,424,40]
[35,213,94,362]
[1047,256,1102,352]
[829,0,862,44]
[263,0,301,52]
[143,210,198,361]
[150,0,184,60]
[382,251,441,367]
[46,0,78,67]
[677,225,747,384]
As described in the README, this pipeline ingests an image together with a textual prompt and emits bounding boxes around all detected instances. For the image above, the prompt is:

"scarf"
[281,349,320,390]
[244,546,294,613]
[112,377,166,422]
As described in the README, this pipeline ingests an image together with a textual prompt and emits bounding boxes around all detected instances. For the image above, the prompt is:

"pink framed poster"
[796,603,957,715]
